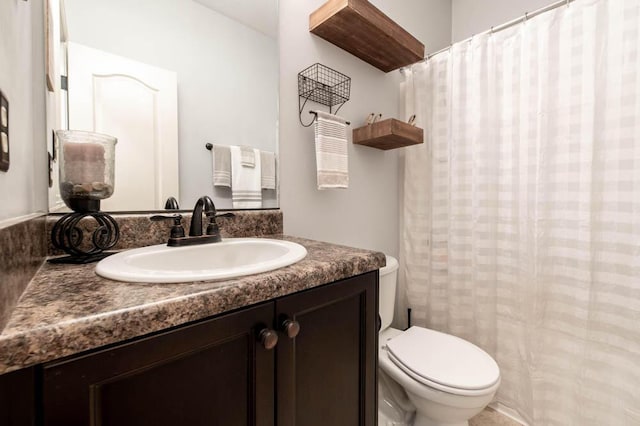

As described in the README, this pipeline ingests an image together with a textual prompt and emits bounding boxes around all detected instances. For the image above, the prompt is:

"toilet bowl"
[378,256,500,426]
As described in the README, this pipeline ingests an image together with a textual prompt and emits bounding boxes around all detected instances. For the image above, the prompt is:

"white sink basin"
[95,238,307,283]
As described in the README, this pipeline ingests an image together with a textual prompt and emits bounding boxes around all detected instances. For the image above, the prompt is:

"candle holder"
[49,130,120,264]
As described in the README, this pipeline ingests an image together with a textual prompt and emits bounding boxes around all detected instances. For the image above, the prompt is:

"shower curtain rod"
[404,0,575,68]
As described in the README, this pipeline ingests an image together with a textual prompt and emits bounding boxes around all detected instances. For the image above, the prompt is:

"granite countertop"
[0,235,385,375]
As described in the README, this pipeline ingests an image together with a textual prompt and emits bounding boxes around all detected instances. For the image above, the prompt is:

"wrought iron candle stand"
[50,211,119,264]
[49,130,120,264]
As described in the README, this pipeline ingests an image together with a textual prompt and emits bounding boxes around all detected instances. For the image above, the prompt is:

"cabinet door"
[43,303,274,426]
[276,272,378,426]
[0,367,36,426]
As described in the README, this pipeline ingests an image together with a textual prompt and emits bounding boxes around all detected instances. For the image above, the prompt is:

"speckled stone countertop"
[0,235,384,375]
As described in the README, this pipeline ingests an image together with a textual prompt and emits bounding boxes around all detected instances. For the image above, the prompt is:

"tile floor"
[469,407,523,426]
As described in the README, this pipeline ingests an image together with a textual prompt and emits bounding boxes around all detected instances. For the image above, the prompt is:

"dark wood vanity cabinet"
[2,271,378,426]
[276,273,378,426]
[42,302,275,426]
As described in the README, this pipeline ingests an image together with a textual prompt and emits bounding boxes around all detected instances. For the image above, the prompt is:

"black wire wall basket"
[298,63,351,127]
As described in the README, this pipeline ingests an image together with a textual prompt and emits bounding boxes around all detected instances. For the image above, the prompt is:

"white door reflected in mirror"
[67,42,179,211]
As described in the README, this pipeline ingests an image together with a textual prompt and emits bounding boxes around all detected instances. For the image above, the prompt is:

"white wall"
[452,0,558,42]
[0,0,48,223]
[0,0,564,246]
[64,0,278,210]
[377,0,452,54]
[279,0,451,256]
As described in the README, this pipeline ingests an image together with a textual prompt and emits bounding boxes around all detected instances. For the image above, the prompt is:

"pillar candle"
[62,142,106,184]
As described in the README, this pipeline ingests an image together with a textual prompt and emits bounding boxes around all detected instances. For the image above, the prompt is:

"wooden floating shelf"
[309,0,425,73]
[353,119,424,150]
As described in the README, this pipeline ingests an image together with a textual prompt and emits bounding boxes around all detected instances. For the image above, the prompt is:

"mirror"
[46,0,279,212]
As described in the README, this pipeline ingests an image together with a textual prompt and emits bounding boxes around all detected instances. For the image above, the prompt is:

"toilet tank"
[379,255,399,331]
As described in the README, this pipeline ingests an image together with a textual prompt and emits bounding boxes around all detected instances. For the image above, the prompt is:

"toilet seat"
[385,326,500,396]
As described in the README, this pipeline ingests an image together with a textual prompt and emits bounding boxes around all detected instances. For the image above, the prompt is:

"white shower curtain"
[400,0,640,424]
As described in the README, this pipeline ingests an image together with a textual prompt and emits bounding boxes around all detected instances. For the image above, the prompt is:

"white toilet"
[378,256,500,426]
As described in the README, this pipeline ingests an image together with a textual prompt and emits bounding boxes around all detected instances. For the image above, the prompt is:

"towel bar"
[309,111,350,126]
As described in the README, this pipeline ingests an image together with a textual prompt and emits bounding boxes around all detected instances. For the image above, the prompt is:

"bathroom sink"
[95,238,307,283]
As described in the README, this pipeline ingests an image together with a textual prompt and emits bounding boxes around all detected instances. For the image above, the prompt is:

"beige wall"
[452,0,558,42]
[0,0,48,223]
[279,0,452,256]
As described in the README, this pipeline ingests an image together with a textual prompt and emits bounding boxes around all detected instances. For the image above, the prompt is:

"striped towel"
[240,145,256,168]
[230,146,262,208]
[260,151,276,190]
[212,144,231,187]
[314,111,349,189]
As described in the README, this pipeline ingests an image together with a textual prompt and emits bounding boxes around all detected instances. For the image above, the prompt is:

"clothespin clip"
[365,113,375,125]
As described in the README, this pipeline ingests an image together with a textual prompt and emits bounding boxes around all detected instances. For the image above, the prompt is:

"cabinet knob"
[280,318,300,339]
[259,328,278,350]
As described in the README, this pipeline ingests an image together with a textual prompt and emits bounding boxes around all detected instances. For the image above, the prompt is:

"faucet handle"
[204,212,235,239]
[215,212,235,219]
[150,213,182,223]
[150,214,185,239]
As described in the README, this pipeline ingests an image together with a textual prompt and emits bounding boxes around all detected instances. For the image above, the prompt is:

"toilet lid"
[386,326,500,391]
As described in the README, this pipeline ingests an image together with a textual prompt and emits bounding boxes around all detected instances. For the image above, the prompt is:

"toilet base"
[414,413,468,426]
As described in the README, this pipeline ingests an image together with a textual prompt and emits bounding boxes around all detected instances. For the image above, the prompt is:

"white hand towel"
[230,146,262,208]
[260,150,276,190]
[314,111,349,189]
[240,145,256,168]
[212,144,231,187]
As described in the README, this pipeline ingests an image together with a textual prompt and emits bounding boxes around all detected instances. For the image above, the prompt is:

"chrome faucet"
[151,195,234,247]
